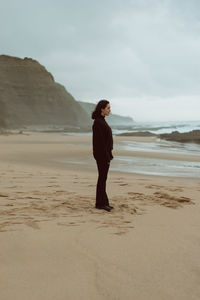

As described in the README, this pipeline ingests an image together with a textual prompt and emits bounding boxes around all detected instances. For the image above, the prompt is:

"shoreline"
[0,132,199,178]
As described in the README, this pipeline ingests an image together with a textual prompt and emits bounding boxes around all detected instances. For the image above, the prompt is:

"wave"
[113,120,200,135]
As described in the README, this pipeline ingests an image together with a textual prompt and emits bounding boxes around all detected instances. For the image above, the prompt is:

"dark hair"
[91,99,109,119]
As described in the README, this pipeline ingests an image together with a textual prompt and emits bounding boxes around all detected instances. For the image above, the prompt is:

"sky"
[1,0,200,121]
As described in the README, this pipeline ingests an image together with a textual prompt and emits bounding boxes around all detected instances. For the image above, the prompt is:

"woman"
[92,100,114,212]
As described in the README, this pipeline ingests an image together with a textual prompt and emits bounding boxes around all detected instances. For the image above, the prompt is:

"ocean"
[64,120,200,178]
[112,120,200,135]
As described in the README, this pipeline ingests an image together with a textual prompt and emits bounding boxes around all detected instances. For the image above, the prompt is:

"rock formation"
[159,130,200,144]
[117,130,200,143]
[0,55,90,131]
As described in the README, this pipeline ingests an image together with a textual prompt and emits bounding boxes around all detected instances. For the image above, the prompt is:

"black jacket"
[92,116,113,162]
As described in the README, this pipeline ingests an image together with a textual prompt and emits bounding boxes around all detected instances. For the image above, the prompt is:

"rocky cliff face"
[0,55,90,130]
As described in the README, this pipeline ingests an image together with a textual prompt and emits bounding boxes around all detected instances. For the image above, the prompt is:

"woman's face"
[101,103,111,116]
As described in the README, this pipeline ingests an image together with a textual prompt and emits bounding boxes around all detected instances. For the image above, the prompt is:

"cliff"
[0,55,90,131]
[78,101,135,128]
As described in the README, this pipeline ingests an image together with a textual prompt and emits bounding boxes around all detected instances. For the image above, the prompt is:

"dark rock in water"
[116,131,156,137]
[0,55,90,131]
[159,130,200,144]
[79,101,134,128]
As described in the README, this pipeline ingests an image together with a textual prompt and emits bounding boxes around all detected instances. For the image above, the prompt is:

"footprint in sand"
[25,221,40,229]
[0,193,9,197]
[113,231,127,235]
[57,222,79,227]
[153,192,194,208]
[154,192,190,201]
[128,192,143,196]
[145,184,164,189]
[25,196,41,200]
[113,181,123,183]
[7,186,22,189]
[168,187,183,192]
[145,184,184,194]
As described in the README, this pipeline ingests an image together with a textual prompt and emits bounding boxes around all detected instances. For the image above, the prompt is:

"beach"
[0,132,200,300]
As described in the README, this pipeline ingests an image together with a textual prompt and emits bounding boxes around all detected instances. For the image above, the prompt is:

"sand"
[0,132,200,300]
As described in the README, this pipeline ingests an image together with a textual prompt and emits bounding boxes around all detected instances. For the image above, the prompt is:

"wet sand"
[0,132,200,300]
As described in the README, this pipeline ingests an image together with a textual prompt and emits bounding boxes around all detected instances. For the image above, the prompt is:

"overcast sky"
[1,0,200,121]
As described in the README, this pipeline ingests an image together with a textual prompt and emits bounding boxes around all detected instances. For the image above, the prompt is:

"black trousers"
[95,160,110,208]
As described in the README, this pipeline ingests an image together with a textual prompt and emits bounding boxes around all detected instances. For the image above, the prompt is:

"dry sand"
[0,132,200,300]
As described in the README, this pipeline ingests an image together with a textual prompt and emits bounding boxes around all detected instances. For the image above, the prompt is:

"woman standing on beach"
[92,100,114,212]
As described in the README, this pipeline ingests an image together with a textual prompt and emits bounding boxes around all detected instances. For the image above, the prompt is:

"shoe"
[108,205,114,209]
[102,206,112,212]
[95,205,111,212]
